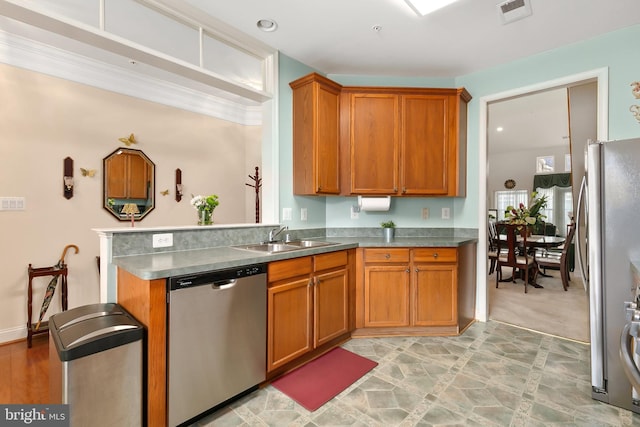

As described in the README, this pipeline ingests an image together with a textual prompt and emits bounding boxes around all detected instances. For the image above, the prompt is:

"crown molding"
[0,29,263,125]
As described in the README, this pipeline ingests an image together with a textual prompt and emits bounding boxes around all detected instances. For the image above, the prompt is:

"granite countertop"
[113,236,477,280]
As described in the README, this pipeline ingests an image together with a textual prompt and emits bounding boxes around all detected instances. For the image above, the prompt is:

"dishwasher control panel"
[168,263,267,291]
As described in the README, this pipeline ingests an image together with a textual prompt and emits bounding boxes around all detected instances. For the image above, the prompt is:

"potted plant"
[381,220,396,242]
[504,192,547,236]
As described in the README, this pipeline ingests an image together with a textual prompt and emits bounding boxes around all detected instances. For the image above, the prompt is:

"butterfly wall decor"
[80,168,96,177]
[118,133,137,146]
[160,189,170,196]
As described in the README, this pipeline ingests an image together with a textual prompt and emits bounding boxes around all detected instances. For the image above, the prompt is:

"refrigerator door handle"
[576,175,588,287]
[620,322,640,392]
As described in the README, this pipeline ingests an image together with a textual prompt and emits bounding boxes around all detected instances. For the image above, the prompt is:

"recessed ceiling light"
[257,19,278,32]
[404,0,459,16]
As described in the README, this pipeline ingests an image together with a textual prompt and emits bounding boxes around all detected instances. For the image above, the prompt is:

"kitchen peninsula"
[96,224,477,426]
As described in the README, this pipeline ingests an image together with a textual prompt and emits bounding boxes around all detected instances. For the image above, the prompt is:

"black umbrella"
[35,244,79,331]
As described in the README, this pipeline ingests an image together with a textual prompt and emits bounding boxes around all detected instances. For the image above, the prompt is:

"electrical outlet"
[441,207,450,219]
[152,233,173,248]
[301,208,307,221]
[422,208,429,220]
[283,208,292,221]
[351,205,359,219]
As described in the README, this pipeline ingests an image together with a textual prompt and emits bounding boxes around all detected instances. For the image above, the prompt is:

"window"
[535,186,573,236]
[536,155,555,173]
[495,190,529,221]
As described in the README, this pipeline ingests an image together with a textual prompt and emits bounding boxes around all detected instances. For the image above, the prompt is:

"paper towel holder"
[358,196,391,212]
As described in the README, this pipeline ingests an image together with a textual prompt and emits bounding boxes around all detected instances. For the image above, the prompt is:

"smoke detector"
[496,0,532,24]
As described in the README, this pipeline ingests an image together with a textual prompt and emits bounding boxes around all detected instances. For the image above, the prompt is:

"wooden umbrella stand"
[26,244,78,348]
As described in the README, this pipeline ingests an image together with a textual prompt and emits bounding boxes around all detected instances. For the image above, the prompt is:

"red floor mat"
[271,347,378,411]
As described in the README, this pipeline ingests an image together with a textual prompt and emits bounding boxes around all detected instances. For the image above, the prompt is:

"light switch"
[441,207,450,219]
[422,208,429,220]
[301,208,307,221]
[283,208,292,221]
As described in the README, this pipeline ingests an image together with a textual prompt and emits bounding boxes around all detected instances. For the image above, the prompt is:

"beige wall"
[0,63,261,342]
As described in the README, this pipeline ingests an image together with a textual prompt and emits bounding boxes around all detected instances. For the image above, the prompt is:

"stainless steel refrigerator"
[577,137,640,413]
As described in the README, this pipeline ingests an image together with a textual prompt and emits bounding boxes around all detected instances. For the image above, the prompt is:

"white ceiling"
[488,88,570,154]
[181,0,640,78]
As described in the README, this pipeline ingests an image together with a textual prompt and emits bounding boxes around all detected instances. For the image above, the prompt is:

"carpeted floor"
[488,265,590,342]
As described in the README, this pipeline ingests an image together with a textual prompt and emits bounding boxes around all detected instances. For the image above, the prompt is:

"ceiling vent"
[496,0,532,24]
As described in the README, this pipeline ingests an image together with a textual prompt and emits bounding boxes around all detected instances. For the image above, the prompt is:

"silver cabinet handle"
[433,253,439,258]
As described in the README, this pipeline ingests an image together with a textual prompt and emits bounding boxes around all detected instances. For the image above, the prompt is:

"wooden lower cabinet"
[363,265,410,327]
[413,262,457,326]
[267,250,352,375]
[355,244,475,337]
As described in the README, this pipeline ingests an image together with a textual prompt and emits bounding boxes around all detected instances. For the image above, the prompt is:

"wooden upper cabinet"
[349,94,400,194]
[402,95,449,195]
[290,73,342,195]
[105,151,150,199]
[342,87,471,197]
[289,73,471,197]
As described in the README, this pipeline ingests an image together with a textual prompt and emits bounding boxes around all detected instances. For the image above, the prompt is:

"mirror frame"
[103,147,155,222]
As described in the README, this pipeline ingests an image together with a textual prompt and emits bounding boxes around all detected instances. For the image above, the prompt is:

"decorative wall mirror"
[103,147,155,221]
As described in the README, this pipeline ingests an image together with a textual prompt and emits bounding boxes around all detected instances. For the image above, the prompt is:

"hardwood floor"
[0,335,49,404]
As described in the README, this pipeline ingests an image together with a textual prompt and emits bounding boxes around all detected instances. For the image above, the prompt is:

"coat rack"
[245,166,262,223]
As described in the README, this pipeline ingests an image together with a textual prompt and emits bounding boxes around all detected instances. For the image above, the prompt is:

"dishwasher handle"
[211,279,236,290]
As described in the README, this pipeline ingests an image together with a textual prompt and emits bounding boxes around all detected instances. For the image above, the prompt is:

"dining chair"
[536,222,575,291]
[495,223,536,293]
[487,220,507,278]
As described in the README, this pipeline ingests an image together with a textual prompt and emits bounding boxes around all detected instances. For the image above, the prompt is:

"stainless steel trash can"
[49,303,144,427]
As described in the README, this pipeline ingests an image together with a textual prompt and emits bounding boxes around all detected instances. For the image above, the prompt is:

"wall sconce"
[63,157,73,199]
[121,203,139,227]
[175,168,183,202]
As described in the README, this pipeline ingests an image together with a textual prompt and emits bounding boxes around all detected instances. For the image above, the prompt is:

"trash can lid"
[50,305,144,361]
[50,303,125,331]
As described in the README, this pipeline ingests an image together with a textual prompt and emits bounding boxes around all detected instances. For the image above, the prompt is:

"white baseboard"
[0,325,28,345]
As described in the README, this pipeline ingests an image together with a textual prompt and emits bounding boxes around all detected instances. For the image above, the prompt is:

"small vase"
[198,210,213,225]
[383,227,395,242]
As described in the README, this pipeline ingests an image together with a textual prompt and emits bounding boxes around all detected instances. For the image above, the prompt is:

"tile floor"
[195,321,640,426]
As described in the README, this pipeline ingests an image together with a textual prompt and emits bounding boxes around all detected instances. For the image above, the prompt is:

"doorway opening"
[476,68,609,340]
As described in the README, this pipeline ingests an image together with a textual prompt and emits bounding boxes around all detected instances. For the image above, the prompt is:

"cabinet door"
[127,154,149,199]
[363,265,410,327]
[267,278,313,372]
[105,153,127,198]
[291,74,341,195]
[350,94,399,194]
[401,95,449,195]
[413,264,457,326]
[314,268,349,347]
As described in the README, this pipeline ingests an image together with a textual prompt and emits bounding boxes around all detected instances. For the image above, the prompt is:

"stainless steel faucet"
[268,225,288,242]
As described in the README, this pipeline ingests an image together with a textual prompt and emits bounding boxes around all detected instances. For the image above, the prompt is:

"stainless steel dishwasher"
[167,264,267,427]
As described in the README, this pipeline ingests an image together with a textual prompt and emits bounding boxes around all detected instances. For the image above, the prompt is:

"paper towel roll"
[358,196,391,212]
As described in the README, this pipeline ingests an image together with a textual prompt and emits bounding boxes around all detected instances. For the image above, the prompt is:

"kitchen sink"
[286,240,338,248]
[233,243,301,253]
[232,240,338,254]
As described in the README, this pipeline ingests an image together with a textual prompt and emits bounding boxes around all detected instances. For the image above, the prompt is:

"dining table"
[496,234,566,288]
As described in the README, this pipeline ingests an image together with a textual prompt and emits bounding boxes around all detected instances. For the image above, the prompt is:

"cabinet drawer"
[314,250,348,272]
[268,257,313,283]
[412,248,457,263]
[364,248,410,263]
